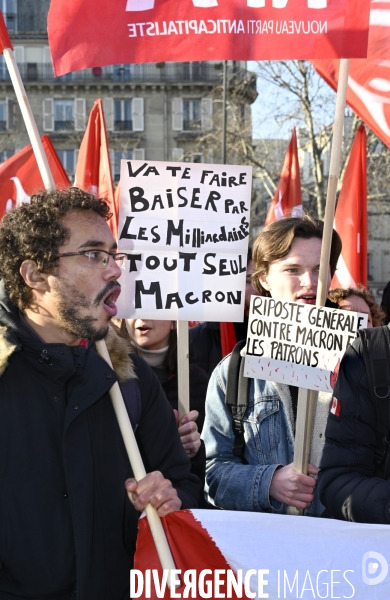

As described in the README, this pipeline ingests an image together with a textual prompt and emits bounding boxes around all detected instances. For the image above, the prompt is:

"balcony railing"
[0,63,226,84]
[0,62,258,101]
[183,119,201,131]
[114,120,133,131]
[54,120,74,132]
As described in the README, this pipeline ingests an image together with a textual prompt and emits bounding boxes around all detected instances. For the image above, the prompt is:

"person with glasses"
[0,187,200,600]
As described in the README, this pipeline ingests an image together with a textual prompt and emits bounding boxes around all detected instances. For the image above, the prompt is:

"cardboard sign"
[116,160,252,320]
[244,296,368,392]
[48,0,372,77]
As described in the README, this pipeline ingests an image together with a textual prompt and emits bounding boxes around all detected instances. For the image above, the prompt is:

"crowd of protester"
[0,190,389,597]
[121,215,389,518]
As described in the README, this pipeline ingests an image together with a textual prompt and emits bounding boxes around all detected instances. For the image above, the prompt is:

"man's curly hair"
[0,187,112,310]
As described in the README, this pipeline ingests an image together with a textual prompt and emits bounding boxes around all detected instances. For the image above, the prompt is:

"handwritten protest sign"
[244,296,368,392]
[116,160,252,320]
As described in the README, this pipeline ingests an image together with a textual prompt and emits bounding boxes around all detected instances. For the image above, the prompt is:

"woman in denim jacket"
[202,216,342,516]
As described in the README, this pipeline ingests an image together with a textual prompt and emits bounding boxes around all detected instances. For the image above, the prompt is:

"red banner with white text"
[48,0,371,76]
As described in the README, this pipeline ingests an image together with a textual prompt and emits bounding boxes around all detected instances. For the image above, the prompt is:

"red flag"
[265,127,302,226]
[0,135,70,219]
[74,99,116,238]
[312,2,390,147]
[332,125,367,288]
[134,512,247,599]
[47,1,371,76]
[0,10,12,52]
[220,323,236,358]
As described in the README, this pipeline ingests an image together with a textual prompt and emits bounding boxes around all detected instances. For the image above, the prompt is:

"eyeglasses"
[57,250,127,269]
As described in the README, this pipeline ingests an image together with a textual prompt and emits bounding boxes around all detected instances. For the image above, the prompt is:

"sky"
[248,61,292,140]
[248,60,337,141]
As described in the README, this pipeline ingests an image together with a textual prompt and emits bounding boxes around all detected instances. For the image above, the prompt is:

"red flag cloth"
[47,1,371,76]
[220,322,237,358]
[332,125,367,289]
[0,135,70,219]
[134,511,247,599]
[312,2,390,147]
[0,10,12,52]
[74,98,116,238]
[265,127,302,226]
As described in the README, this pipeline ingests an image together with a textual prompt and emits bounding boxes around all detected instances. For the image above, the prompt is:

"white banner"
[117,160,252,320]
[244,296,368,392]
[134,509,390,599]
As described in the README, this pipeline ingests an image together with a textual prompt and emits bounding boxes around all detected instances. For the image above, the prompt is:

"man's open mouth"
[102,286,121,316]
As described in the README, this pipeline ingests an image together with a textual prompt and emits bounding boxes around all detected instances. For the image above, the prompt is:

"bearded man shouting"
[0,187,199,600]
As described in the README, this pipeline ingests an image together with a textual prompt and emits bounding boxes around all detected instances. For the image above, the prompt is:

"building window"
[54,100,74,131]
[172,97,212,132]
[112,64,143,82]
[0,56,9,81]
[114,150,133,183]
[113,149,145,182]
[114,100,132,131]
[0,100,7,131]
[183,99,201,131]
[113,65,131,82]
[27,63,38,81]
[57,150,75,178]
[2,0,16,32]
[184,152,203,163]
[55,72,73,82]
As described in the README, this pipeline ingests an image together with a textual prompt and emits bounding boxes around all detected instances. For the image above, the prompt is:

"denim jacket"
[201,354,331,516]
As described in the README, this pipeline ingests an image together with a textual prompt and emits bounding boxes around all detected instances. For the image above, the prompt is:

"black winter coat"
[0,284,200,600]
[151,364,210,505]
[189,320,249,377]
[151,364,209,433]
[189,322,222,376]
[318,332,390,524]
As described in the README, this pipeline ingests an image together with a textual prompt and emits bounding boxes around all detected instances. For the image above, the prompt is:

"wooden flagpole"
[0,21,54,190]
[177,320,190,421]
[0,12,176,575]
[292,58,350,513]
[95,341,176,575]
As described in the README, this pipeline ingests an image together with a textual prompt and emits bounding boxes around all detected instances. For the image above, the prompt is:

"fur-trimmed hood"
[0,280,137,382]
[0,323,137,383]
[0,325,18,377]
[104,325,137,382]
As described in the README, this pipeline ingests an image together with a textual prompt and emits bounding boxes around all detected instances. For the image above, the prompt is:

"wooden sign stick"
[291,58,350,513]
[177,320,190,422]
[0,11,177,576]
